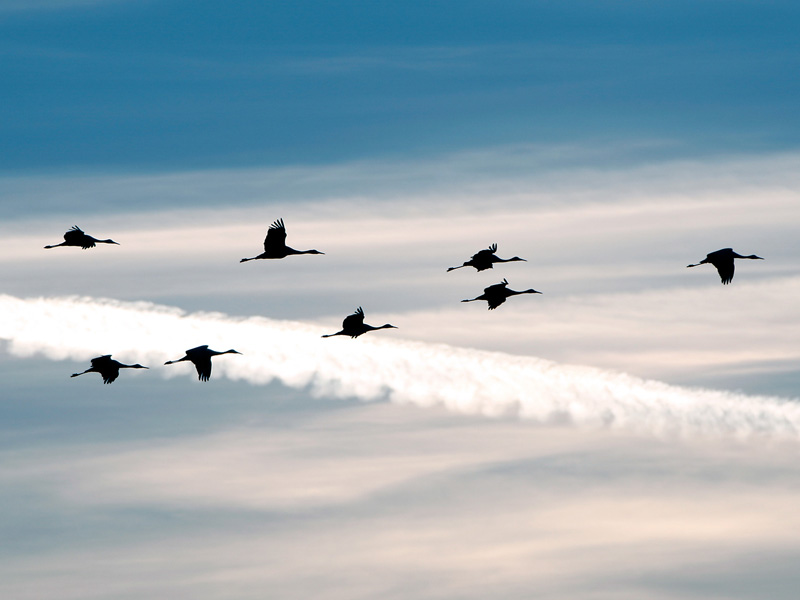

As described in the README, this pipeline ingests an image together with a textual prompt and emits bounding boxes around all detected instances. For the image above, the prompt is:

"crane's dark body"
[240,218,324,262]
[71,355,148,384]
[164,345,242,382]
[687,248,764,284]
[447,243,526,272]
[462,278,542,310]
[45,226,119,249]
[322,307,397,338]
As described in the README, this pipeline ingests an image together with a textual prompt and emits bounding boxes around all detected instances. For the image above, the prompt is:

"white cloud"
[1,293,799,439]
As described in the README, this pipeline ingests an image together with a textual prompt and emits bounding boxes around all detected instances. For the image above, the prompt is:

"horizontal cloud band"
[1,294,798,438]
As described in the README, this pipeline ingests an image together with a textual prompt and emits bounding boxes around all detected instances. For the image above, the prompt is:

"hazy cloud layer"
[3,403,800,600]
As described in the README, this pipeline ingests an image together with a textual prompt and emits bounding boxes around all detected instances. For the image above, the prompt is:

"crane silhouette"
[164,345,242,382]
[462,278,542,310]
[447,243,526,272]
[71,355,148,384]
[240,218,324,262]
[322,307,397,338]
[687,248,764,284]
[45,226,119,249]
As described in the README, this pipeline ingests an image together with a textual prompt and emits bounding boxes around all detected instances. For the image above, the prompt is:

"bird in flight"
[71,355,148,384]
[447,243,526,272]
[45,226,119,249]
[240,218,324,262]
[687,248,764,284]
[322,307,397,338]
[462,278,542,310]
[164,345,242,382]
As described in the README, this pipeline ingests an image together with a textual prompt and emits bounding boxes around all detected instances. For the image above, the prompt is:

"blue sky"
[3,0,800,171]
[3,2,800,598]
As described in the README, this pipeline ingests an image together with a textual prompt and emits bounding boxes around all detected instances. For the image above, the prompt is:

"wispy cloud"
[3,401,800,600]
[2,144,797,215]
[1,149,798,393]
[391,276,800,386]
[1,294,799,439]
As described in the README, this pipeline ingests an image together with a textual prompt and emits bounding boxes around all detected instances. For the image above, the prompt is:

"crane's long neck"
[322,330,347,338]
[509,289,541,296]
[211,349,241,356]
[121,363,148,369]
[495,256,526,264]
[447,264,468,272]
[686,259,709,268]
[286,247,323,255]
[44,242,67,249]
[165,355,190,365]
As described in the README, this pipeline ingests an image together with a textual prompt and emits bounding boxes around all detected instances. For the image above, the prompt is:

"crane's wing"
[65,225,95,248]
[263,218,287,252]
[486,296,506,310]
[470,246,497,262]
[90,355,113,368]
[466,244,498,271]
[483,279,508,294]
[183,346,212,381]
[89,355,118,383]
[482,280,509,309]
[342,306,365,329]
[714,259,735,285]
[703,249,734,284]
[194,357,212,382]
[102,368,120,384]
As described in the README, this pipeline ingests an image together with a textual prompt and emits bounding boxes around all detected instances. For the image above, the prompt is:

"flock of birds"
[46,220,764,384]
